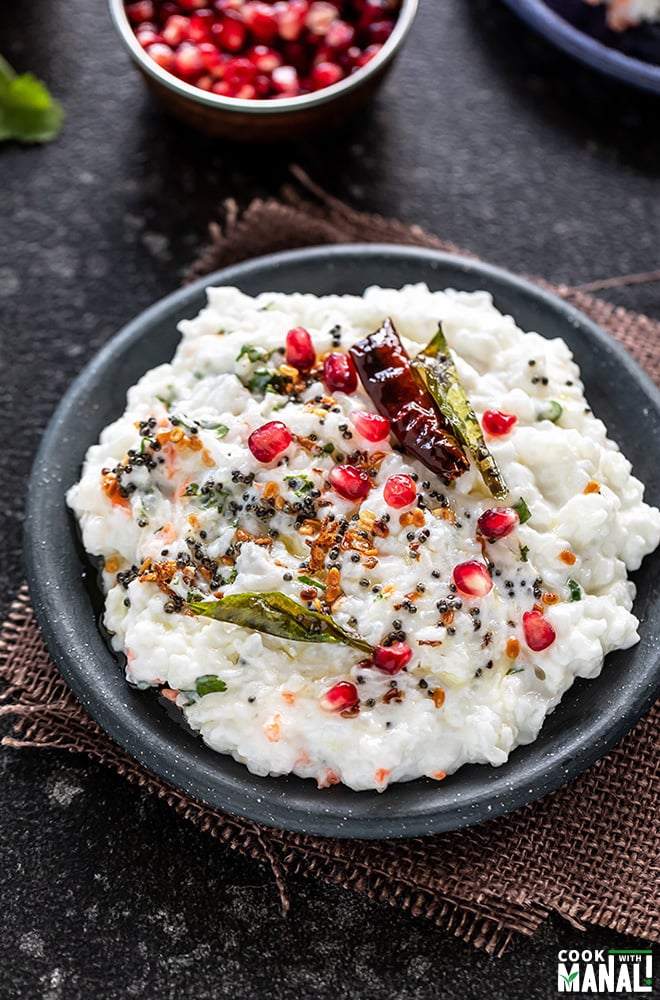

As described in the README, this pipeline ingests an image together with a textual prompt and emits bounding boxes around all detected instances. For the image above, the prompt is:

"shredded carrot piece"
[263,714,281,743]
[374,768,391,785]
[432,771,447,781]
[101,472,131,511]
[281,692,296,705]
[559,549,576,565]
[584,480,600,494]
[161,688,180,703]
[317,769,341,788]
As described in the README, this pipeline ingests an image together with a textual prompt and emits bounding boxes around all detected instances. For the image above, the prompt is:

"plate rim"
[24,243,660,839]
[501,0,660,94]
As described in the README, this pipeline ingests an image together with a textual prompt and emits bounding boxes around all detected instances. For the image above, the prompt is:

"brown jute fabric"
[2,173,660,956]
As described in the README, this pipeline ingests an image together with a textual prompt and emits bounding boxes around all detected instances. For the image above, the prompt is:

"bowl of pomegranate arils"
[109,0,418,140]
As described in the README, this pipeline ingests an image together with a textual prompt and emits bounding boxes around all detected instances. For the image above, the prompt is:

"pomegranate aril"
[178,0,208,9]
[248,44,283,72]
[477,507,520,540]
[482,409,517,436]
[358,0,391,27]
[224,55,257,84]
[255,72,272,95]
[372,642,412,675]
[146,42,176,70]
[350,410,390,442]
[306,1,339,35]
[328,464,371,501]
[136,26,165,47]
[383,474,416,509]
[354,42,381,67]
[320,680,359,713]
[452,560,493,598]
[126,0,156,23]
[271,64,300,92]
[243,1,279,42]
[248,421,293,462]
[189,10,216,41]
[235,82,257,97]
[325,19,355,49]
[212,78,233,94]
[285,326,315,370]
[275,0,309,40]
[366,19,394,43]
[211,13,248,51]
[323,352,358,394]
[522,610,556,651]
[175,43,206,78]
[198,41,224,71]
[162,15,191,46]
[160,1,181,17]
[310,60,343,89]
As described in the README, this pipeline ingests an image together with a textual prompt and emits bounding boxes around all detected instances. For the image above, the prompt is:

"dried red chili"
[348,318,469,483]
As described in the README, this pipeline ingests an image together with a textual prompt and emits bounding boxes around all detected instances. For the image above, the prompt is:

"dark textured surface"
[1,0,658,997]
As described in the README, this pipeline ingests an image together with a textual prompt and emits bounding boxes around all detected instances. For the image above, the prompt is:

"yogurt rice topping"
[67,284,660,791]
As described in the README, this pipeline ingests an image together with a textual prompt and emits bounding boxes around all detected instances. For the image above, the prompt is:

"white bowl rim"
[108,0,419,115]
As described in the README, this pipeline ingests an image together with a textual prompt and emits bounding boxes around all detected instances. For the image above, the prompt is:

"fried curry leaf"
[411,323,509,500]
[188,592,374,653]
[0,56,64,143]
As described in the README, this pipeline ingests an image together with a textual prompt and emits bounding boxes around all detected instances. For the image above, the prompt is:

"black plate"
[24,245,660,839]
[502,0,660,92]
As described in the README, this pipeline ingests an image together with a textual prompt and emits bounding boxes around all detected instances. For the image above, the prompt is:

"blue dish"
[502,0,660,93]
[24,245,660,839]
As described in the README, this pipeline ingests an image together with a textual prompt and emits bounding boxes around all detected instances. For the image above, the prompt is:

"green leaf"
[195,674,228,696]
[285,474,315,496]
[0,58,64,143]
[567,578,582,601]
[297,574,326,590]
[519,544,529,562]
[512,497,532,524]
[236,344,273,364]
[506,666,524,676]
[189,591,374,653]
[411,323,508,500]
[198,420,229,437]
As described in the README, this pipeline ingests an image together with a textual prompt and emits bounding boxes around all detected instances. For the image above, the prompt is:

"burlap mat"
[2,171,660,956]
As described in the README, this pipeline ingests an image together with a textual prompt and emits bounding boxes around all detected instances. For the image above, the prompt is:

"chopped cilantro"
[512,497,532,524]
[567,578,582,601]
[519,544,529,562]
[506,666,524,676]
[195,675,228,696]
[246,369,284,395]
[236,344,273,364]
[198,420,229,437]
[285,474,315,496]
[184,483,200,496]
[297,574,326,590]
[321,442,335,455]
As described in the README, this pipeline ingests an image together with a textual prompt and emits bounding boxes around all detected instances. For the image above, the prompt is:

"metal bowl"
[108,0,419,141]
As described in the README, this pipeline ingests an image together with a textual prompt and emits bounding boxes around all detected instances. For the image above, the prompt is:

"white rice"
[67,284,660,791]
